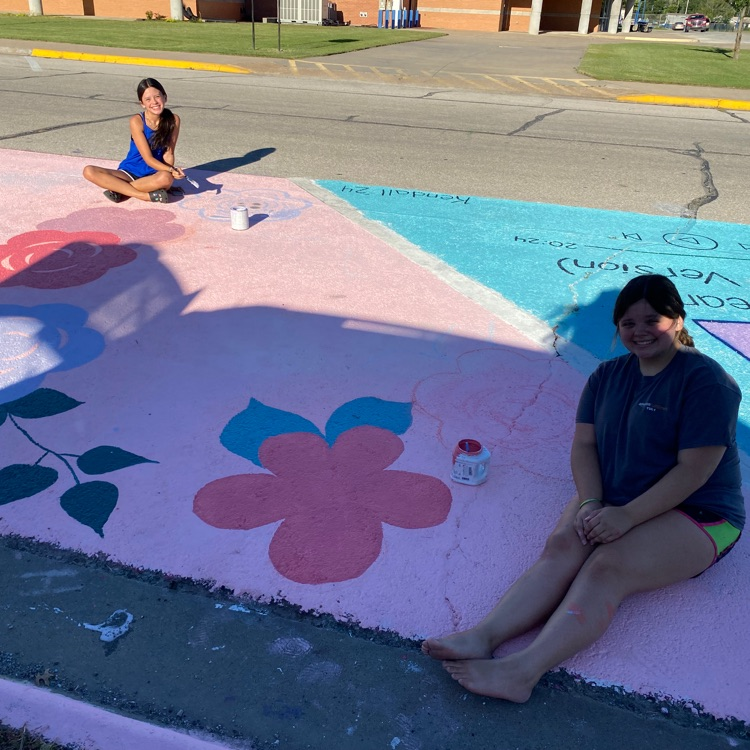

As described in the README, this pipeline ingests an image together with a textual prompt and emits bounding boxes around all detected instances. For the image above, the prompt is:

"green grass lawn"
[579,42,750,89]
[0,15,444,58]
[0,722,71,749]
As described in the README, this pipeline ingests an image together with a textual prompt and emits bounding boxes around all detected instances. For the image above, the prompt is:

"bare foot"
[441,657,537,703]
[421,628,494,660]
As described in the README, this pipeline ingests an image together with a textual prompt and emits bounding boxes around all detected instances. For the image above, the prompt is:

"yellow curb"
[617,93,750,109]
[31,49,251,74]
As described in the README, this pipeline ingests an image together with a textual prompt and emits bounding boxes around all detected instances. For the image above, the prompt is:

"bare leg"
[423,496,593,660]
[442,510,715,702]
[83,165,173,202]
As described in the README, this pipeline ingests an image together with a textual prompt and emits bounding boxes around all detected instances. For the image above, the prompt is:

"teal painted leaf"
[5,389,83,419]
[325,397,413,445]
[60,481,118,537]
[77,446,157,475]
[0,464,59,505]
[221,398,322,467]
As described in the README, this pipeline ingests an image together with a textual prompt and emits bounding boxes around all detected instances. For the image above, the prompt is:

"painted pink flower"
[194,425,452,584]
[0,230,136,289]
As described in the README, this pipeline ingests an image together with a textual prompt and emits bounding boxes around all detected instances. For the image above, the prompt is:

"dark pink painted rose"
[194,425,452,584]
[0,230,136,289]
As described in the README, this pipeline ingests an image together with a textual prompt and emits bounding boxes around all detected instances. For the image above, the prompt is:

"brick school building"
[3,0,608,34]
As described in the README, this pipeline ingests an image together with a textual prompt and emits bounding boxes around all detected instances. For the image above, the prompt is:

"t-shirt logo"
[638,402,668,413]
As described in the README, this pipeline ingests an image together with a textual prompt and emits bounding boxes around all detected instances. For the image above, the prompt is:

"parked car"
[685,13,710,31]
[634,16,653,30]
[672,19,685,29]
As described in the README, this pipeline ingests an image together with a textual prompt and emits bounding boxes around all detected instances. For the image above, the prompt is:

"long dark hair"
[613,274,694,347]
[136,78,176,152]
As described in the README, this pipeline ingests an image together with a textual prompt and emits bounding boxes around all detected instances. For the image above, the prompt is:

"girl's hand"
[170,166,185,179]
[574,501,602,545]
[583,506,634,545]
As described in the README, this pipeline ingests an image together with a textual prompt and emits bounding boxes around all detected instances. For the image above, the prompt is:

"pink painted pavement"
[1,149,748,723]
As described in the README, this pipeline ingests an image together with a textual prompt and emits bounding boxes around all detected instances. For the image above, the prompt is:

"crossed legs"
[82,165,173,201]
[422,496,715,702]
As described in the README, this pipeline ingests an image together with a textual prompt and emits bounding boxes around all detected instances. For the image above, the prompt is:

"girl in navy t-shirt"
[422,274,744,703]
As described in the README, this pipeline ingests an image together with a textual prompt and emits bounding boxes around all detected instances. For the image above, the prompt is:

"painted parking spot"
[318,180,750,453]
[1,151,748,724]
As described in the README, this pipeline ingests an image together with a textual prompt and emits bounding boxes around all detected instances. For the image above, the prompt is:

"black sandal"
[149,189,169,204]
[104,190,126,203]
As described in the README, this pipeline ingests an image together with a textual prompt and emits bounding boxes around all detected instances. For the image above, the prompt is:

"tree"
[703,0,735,18]
[728,0,747,58]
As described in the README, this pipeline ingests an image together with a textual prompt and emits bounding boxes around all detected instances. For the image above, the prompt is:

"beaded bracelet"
[579,498,601,510]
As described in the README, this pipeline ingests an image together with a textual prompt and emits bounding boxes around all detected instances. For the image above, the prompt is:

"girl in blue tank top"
[83,78,185,204]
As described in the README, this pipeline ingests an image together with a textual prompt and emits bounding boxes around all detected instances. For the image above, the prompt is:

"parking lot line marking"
[341,64,367,80]
[575,80,619,98]
[444,73,492,89]
[479,74,516,91]
[371,66,397,81]
[509,76,549,93]
[313,62,337,77]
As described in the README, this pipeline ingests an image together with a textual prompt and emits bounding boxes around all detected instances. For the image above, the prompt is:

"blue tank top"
[118,113,167,179]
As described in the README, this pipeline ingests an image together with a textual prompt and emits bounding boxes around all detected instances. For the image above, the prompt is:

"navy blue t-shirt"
[576,346,745,529]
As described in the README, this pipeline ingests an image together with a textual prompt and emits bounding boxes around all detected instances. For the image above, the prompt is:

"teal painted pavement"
[320,180,750,452]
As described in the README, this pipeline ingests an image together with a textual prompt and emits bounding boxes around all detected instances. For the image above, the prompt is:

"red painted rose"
[0,230,136,289]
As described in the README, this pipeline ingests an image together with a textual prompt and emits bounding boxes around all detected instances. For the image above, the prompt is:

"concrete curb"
[30,48,252,74]
[617,93,750,109]
[0,677,242,750]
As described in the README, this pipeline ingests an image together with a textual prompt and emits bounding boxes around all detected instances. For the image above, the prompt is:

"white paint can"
[451,438,491,485]
[230,205,250,230]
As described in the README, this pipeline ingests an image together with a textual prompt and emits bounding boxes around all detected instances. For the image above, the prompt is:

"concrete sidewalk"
[2,28,750,105]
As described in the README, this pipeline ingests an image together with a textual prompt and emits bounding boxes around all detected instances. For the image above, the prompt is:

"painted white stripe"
[24,55,42,71]
[298,178,599,376]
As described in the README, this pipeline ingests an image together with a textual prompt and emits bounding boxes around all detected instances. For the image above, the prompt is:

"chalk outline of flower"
[178,188,313,223]
[193,397,452,584]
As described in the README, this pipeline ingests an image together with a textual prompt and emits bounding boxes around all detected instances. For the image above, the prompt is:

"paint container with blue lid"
[451,439,491,485]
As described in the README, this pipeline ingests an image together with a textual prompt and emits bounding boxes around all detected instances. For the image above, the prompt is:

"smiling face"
[617,299,684,372]
[140,86,166,118]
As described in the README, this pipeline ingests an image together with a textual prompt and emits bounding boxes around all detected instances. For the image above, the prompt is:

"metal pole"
[277,0,281,51]
[28,0,43,15]
[251,0,256,49]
